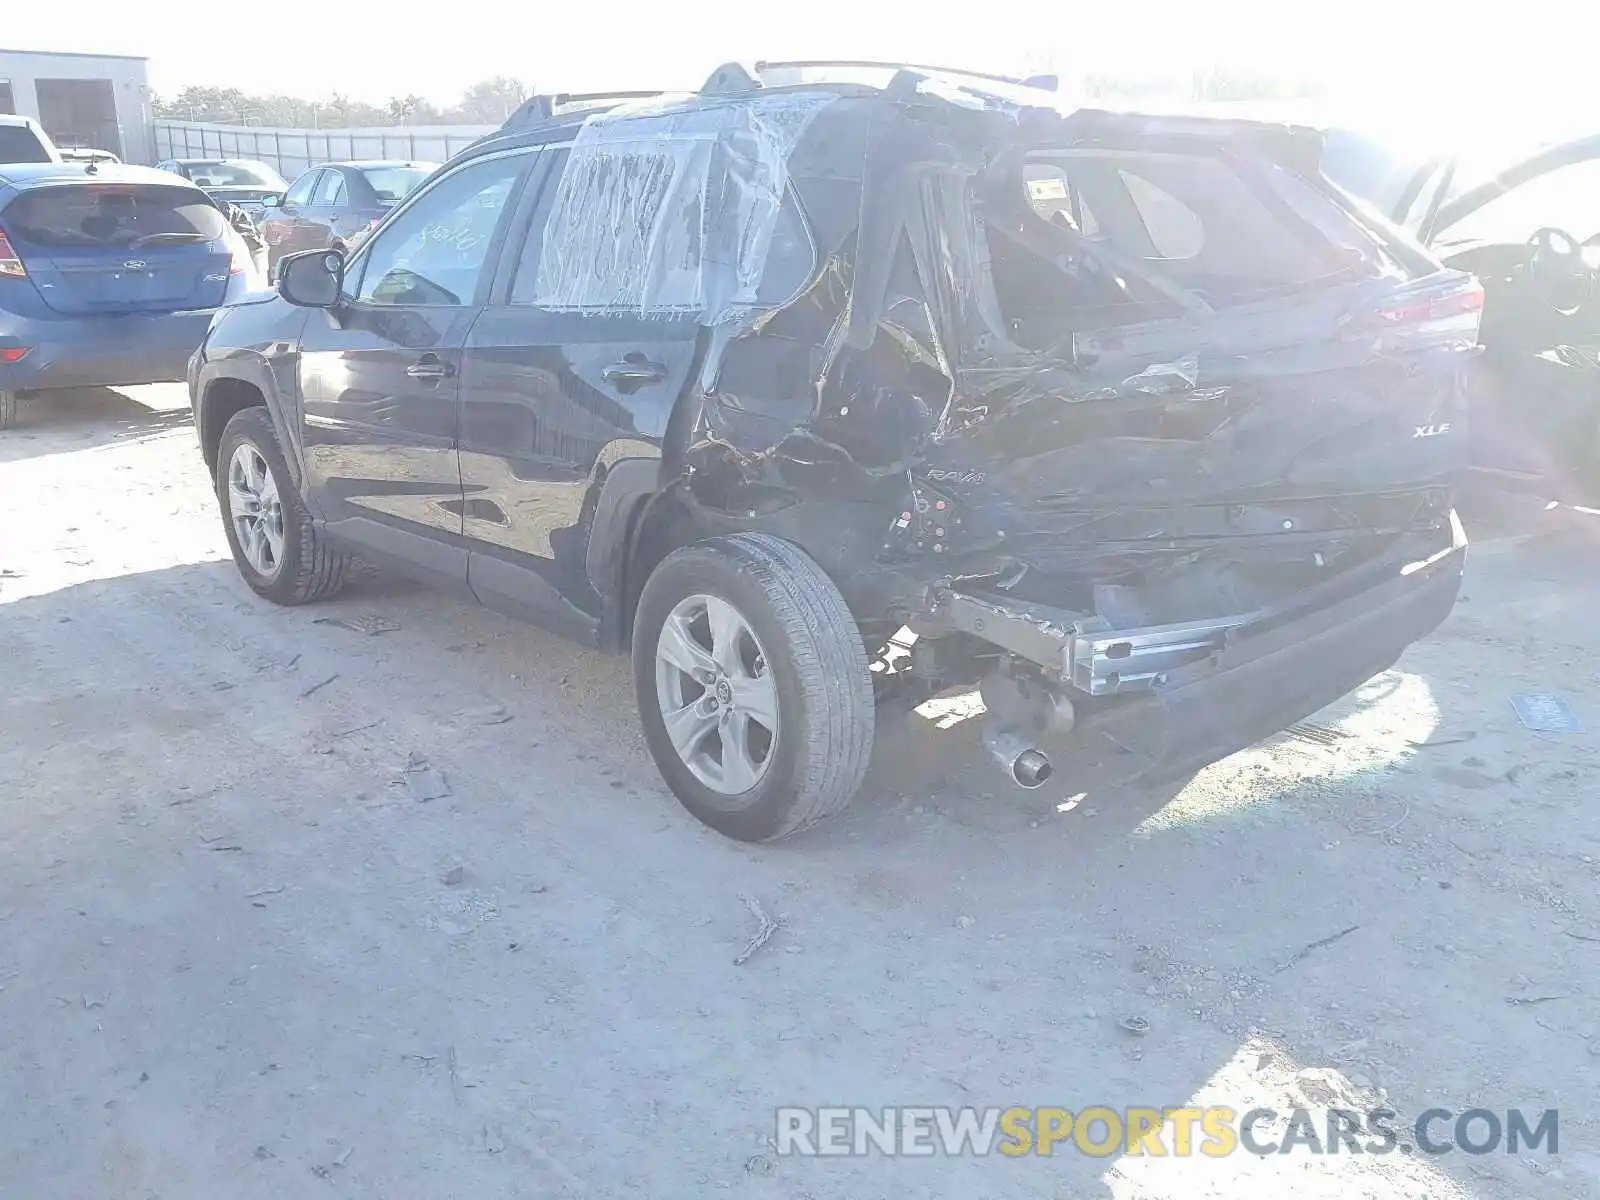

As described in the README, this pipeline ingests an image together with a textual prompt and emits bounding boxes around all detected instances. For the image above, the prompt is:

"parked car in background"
[0,162,266,430]
[59,148,121,165]
[1295,120,1600,495]
[189,66,1470,841]
[0,115,60,165]
[154,158,287,219]
[256,160,436,270]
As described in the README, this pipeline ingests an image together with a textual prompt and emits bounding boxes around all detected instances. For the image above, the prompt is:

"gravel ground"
[2,385,1599,1199]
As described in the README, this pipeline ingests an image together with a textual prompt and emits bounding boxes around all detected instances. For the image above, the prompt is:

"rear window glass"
[0,125,52,164]
[183,161,282,188]
[1,185,227,250]
[1026,150,1393,296]
[360,166,434,202]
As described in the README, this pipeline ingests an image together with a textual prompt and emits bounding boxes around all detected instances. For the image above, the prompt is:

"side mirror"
[278,249,345,308]
[259,193,282,209]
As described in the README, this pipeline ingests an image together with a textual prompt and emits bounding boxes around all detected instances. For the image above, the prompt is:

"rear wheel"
[216,406,348,604]
[632,534,875,842]
[0,390,16,431]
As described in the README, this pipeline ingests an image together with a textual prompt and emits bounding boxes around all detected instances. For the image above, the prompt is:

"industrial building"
[0,47,152,163]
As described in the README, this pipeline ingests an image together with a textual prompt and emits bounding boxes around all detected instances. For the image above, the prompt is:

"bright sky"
[8,0,1596,127]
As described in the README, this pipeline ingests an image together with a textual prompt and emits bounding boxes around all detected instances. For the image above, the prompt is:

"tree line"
[152,77,534,128]
[153,67,1317,130]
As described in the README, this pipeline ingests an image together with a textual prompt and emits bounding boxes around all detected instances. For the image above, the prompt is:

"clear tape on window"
[532,92,836,323]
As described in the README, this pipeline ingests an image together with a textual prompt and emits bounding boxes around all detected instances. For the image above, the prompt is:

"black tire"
[0,390,16,431]
[215,406,348,604]
[632,533,875,842]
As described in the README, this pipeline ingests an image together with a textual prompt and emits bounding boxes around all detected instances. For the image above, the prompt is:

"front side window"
[284,171,320,207]
[352,153,525,307]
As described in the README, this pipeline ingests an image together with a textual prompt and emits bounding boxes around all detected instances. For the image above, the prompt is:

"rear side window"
[360,166,433,203]
[1,184,227,249]
[187,161,281,188]
[510,145,814,311]
[0,125,52,163]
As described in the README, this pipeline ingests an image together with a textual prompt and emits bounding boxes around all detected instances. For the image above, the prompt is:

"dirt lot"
[2,385,1599,1199]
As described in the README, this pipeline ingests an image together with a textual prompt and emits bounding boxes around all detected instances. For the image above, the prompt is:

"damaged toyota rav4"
[188,63,1473,841]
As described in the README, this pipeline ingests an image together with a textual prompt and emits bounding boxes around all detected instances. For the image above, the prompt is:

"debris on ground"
[1275,923,1361,973]
[402,753,452,802]
[1284,722,1348,747]
[1408,730,1477,748]
[299,674,339,699]
[440,865,465,887]
[733,895,782,966]
[458,704,512,726]
[1511,693,1583,733]
[313,614,402,636]
[1118,1015,1149,1037]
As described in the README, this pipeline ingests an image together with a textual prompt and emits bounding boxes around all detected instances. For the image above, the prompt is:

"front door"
[456,146,703,640]
[296,150,533,584]
[263,169,321,266]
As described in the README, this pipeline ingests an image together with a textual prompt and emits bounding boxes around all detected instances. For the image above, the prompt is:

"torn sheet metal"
[533,92,836,324]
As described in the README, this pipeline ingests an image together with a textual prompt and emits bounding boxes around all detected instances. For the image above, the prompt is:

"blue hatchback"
[0,162,264,429]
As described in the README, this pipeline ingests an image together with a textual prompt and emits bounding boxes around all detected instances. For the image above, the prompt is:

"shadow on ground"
[0,387,193,465]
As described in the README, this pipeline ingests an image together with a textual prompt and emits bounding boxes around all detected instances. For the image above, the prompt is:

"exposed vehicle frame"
[189,63,1471,840]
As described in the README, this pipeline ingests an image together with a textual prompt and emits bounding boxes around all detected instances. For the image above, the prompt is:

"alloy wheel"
[654,593,779,795]
[226,441,285,579]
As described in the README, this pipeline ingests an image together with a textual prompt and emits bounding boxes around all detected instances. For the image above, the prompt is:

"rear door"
[456,145,706,634]
[0,181,233,314]
[296,148,534,583]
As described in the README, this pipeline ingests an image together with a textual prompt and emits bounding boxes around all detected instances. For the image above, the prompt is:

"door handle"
[406,355,455,381]
[602,356,668,393]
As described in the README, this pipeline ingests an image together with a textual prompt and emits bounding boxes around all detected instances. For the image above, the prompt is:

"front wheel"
[215,406,348,604]
[632,533,875,842]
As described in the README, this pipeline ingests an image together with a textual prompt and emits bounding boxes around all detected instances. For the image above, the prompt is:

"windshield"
[1437,155,1600,246]
[1,184,228,249]
[360,165,436,203]
[183,160,285,189]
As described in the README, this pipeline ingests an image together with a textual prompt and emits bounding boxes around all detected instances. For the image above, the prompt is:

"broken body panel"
[524,77,1476,775]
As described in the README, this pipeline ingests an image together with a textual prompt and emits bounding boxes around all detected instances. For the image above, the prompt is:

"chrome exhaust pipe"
[983,725,1054,789]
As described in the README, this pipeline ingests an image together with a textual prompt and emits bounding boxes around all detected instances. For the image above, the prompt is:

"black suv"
[188,62,1472,841]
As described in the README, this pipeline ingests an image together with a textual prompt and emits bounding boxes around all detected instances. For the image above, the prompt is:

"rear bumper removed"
[924,511,1467,778]
[0,308,217,393]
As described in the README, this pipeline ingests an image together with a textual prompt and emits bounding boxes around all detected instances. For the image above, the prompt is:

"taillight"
[0,228,26,278]
[1352,278,1483,350]
[0,346,29,362]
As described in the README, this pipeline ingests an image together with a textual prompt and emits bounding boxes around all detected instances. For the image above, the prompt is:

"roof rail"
[754,59,1055,90]
[500,90,667,130]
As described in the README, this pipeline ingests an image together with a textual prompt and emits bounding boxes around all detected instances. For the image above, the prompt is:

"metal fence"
[152,120,499,179]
